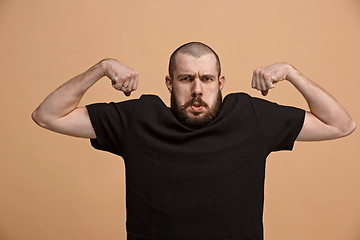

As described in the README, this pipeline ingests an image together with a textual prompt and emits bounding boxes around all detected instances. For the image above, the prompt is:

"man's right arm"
[31,59,138,138]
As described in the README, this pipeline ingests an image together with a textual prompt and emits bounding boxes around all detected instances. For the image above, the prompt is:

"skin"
[165,53,225,122]
[32,55,356,141]
[32,58,138,138]
[251,63,356,140]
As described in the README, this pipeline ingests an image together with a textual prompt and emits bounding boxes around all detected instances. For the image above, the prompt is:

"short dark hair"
[168,42,221,79]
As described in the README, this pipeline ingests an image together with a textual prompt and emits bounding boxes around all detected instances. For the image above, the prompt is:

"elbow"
[347,120,356,135]
[31,109,48,129]
[339,120,356,138]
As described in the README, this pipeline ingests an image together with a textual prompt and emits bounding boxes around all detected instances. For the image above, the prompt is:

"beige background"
[1,0,360,239]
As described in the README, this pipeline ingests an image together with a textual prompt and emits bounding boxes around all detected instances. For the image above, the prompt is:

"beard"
[170,90,223,129]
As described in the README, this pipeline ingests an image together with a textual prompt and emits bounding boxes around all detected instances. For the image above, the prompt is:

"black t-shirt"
[86,93,305,240]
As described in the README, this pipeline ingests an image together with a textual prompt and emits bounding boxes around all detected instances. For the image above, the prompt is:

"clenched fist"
[102,58,138,96]
[252,62,295,96]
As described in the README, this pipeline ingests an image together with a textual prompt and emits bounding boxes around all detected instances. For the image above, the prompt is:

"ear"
[165,75,173,93]
[219,75,225,90]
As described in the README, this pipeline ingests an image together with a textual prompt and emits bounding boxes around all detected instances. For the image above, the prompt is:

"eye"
[181,76,191,81]
[203,76,213,81]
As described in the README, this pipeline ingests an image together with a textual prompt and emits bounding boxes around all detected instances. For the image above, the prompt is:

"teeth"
[193,102,201,107]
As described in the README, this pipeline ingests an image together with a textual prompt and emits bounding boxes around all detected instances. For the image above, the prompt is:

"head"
[165,42,225,129]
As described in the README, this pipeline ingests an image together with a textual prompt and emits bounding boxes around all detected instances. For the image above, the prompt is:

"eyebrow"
[177,73,216,79]
[201,74,216,78]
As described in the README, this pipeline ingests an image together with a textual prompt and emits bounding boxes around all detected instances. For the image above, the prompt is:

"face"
[165,53,225,129]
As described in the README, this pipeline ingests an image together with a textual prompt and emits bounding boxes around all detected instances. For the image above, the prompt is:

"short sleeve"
[86,99,138,155]
[249,97,305,152]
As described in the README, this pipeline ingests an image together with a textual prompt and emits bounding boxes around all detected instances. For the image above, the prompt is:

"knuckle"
[263,73,271,79]
[265,81,272,88]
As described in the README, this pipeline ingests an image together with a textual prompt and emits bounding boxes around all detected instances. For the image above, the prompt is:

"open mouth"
[181,97,209,111]
[190,101,204,112]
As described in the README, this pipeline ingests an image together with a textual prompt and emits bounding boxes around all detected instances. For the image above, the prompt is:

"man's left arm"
[252,63,356,141]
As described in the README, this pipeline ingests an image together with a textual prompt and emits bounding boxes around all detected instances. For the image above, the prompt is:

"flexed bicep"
[33,107,96,138]
[32,59,139,138]
[297,111,354,141]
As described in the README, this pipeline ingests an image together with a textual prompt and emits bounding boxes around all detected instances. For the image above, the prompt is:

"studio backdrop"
[1,1,359,240]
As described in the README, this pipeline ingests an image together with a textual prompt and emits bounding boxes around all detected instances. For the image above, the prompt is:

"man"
[32,42,355,240]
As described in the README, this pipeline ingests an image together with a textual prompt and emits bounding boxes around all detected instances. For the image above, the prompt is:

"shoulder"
[224,92,251,100]
[224,92,282,111]
[218,92,256,121]
[223,92,265,104]
[139,94,164,103]
[87,94,167,111]
[86,94,165,116]
[222,92,257,108]
[137,94,168,109]
[220,92,292,120]
[130,94,171,119]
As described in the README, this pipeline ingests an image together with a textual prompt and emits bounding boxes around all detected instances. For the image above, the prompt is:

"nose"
[191,78,203,97]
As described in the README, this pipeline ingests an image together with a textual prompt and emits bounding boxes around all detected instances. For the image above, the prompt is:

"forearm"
[286,65,356,137]
[32,60,106,126]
